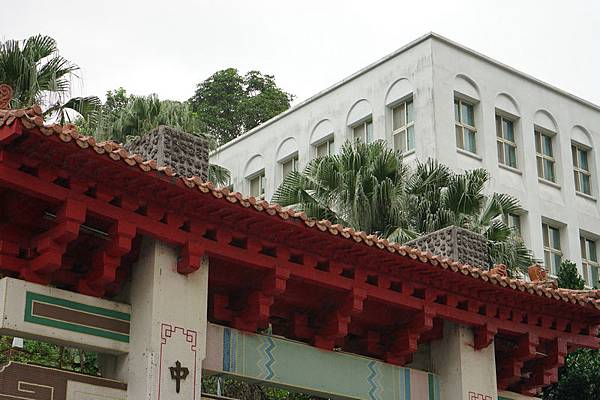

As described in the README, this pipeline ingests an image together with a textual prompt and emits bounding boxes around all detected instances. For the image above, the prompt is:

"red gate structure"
[0,86,599,398]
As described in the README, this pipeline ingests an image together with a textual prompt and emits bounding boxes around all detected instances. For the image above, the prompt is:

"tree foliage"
[543,260,599,400]
[0,35,100,123]
[190,68,293,145]
[0,336,98,375]
[77,88,231,187]
[273,140,534,274]
[202,375,317,400]
[82,88,206,144]
[556,259,585,290]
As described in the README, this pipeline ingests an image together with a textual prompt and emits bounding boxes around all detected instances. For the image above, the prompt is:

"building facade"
[210,33,600,288]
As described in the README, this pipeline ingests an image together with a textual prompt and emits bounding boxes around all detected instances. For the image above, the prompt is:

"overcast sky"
[2,0,600,106]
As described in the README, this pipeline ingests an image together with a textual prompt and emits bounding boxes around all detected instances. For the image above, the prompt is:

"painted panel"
[66,381,127,400]
[205,323,440,400]
[0,277,130,354]
[24,291,130,342]
[0,362,126,399]
[498,391,540,400]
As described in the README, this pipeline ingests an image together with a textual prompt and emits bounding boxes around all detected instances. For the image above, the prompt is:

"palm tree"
[273,140,534,275]
[406,159,534,272]
[84,91,231,187]
[273,140,415,242]
[0,35,99,122]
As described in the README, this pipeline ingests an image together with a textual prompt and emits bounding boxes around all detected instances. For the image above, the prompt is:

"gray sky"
[2,0,600,106]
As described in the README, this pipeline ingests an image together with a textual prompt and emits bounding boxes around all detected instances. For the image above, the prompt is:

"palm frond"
[208,164,231,187]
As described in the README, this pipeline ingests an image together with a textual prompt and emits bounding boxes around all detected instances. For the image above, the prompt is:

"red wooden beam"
[21,198,86,284]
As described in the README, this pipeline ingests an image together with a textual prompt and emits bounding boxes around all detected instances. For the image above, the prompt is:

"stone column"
[431,322,498,400]
[126,238,209,399]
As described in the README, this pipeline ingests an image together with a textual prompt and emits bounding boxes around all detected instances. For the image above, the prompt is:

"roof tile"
[2,104,600,310]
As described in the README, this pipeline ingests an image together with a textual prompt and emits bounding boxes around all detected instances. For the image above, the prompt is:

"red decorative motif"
[158,323,198,400]
[0,84,13,109]
[468,392,492,400]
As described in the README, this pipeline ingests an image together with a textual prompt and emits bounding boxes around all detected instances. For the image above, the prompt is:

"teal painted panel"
[220,326,438,400]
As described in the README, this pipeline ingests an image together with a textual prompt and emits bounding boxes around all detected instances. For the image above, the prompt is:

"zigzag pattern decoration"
[367,360,383,400]
[257,335,276,380]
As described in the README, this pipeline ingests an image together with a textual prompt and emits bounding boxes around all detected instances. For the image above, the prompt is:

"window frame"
[248,170,266,199]
[572,142,592,196]
[535,127,557,183]
[542,222,563,275]
[392,98,415,154]
[580,235,599,289]
[454,97,477,154]
[314,136,335,158]
[504,212,522,235]
[281,154,299,178]
[495,113,518,168]
[352,118,374,144]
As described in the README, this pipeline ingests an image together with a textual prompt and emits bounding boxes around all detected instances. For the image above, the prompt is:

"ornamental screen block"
[125,125,210,181]
[405,226,491,269]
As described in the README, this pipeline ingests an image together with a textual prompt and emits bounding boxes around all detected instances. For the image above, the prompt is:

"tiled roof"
[2,104,600,311]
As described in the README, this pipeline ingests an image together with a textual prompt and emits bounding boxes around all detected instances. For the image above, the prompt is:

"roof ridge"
[1,105,599,311]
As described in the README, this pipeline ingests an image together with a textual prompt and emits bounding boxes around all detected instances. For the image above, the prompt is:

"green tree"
[0,35,99,123]
[81,88,230,187]
[543,260,599,400]
[190,69,293,145]
[273,140,534,274]
[88,90,205,144]
[0,336,98,375]
[407,159,533,271]
[556,259,585,290]
[202,375,316,400]
[273,140,414,242]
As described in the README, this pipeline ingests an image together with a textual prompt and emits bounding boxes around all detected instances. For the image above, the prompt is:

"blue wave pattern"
[367,360,383,400]
[258,335,276,380]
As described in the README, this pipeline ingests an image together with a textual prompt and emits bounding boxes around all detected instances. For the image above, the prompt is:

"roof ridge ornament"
[0,84,14,110]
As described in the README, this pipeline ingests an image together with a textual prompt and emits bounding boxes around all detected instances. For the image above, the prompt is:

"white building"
[210,33,600,288]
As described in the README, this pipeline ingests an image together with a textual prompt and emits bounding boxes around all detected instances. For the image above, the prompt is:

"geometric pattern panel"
[0,362,127,399]
[205,324,441,400]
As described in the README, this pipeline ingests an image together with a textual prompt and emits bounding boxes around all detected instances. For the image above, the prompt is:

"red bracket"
[498,332,539,389]
[21,198,86,284]
[384,309,435,365]
[221,265,290,333]
[0,121,23,144]
[177,240,205,274]
[314,287,367,350]
[78,220,136,297]
[474,323,497,350]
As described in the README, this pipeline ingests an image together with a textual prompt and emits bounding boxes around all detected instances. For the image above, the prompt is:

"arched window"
[533,110,559,183]
[347,99,373,143]
[310,120,335,158]
[571,126,594,196]
[386,78,415,153]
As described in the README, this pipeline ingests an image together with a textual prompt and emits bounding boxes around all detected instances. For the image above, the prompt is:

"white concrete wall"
[211,33,600,282]
[211,36,436,199]
[429,38,600,280]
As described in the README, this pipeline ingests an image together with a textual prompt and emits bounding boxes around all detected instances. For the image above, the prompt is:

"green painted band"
[24,291,130,343]
[26,292,130,321]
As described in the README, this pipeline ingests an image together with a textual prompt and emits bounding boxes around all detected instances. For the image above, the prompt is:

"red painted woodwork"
[0,120,599,394]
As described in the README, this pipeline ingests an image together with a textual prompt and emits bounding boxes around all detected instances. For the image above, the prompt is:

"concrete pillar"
[431,322,497,400]
[126,238,209,399]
